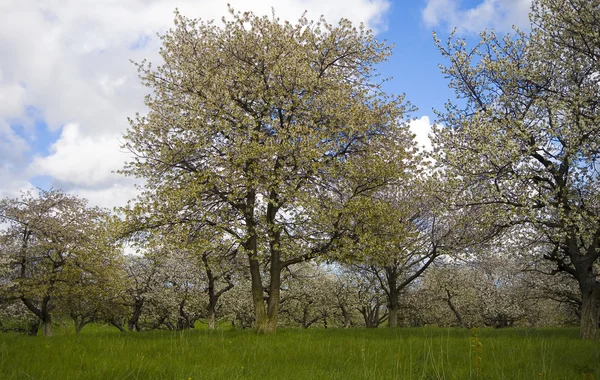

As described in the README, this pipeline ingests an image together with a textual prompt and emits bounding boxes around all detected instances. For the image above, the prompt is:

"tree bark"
[264,254,281,333]
[21,296,53,336]
[570,237,600,340]
[249,253,269,332]
[243,188,275,333]
[204,254,217,330]
[108,319,125,333]
[128,299,144,331]
[387,271,399,328]
[388,306,399,328]
[340,305,352,328]
[74,320,85,334]
[579,285,600,339]
[445,289,465,328]
[177,299,194,330]
[208,311,216,330]
[42,318,52,337]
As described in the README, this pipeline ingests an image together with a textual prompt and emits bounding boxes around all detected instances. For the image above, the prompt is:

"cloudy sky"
[0,0,532,209]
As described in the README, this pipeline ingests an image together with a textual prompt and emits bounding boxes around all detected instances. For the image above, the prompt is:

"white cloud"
[409,115,433,152]
[0,81,27,120]
[422,0,531,34]
[0,0,391,209]
[27,123,140,209]
[0,121,29,165]
[29,123,131,189]
[70,183,141,210]
[0,163,34,199]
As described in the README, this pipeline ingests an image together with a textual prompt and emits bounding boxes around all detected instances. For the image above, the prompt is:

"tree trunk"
[264,256,281,333]
[302,304,311,329]
[75,320,84,334]
[128,299,143,331]
[109,319,125,333]
[579,285,600,339]
[571,240,600,340]
[340,305,352,328]
[386,266,399,328]
[249,255,269,333]
[445,289,465,327]
[41,296,53,337]
[73,316,84,334]
[260,187,283,334]
[72,313,94,334]
[21,296,53,336]
[361,302,387,328]
[243,191,276,333]
[202,252,226,330]
[208,310,216,330]
[388,306,398,328]
[42,317,52,337]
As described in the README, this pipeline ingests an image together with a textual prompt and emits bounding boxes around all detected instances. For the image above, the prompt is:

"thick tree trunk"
[42,317,52,337]
[388,306,399,328]
[243,188,277,333]
[41,297,53,337]
[579,286,600,340]
[264,253,281,333]
[260,187,283,334]
[570,239,600,340]
[208,312,216,330]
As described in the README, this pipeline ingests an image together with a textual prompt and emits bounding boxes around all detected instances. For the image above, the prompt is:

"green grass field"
[0,325,598,379]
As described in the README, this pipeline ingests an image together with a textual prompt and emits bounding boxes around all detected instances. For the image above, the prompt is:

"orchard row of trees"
[1,0,599,338]
[0,190,578,336]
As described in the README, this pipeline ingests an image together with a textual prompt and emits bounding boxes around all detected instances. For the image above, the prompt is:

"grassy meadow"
[0,325,598,379]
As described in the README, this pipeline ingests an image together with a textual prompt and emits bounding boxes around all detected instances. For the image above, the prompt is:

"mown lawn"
[0,325,598,379]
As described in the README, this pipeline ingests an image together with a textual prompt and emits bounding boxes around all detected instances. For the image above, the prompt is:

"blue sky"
[0,0,532,208]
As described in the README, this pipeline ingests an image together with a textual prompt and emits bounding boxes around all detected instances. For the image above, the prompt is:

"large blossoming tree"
[433,0,600,339]
[121,8,415,332]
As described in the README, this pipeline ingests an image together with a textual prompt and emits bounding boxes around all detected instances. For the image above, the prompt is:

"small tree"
[0,189,119,336]
[56,257,126,334]
[279,263,338,329]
